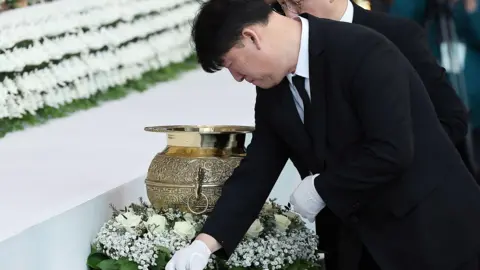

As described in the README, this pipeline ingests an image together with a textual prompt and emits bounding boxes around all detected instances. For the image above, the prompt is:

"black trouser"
[323,252,339,270]
[325,249,479,270]
[323,246,381,270]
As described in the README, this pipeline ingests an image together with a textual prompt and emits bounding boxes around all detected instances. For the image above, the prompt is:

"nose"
[229,69,244,82]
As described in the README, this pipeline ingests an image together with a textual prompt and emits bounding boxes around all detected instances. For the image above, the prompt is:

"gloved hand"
[289,174,325,222]
[166,240,211,270]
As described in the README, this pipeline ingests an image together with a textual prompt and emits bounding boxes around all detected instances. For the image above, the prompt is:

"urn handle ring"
[187,193,209,215]
[186,165,209,214]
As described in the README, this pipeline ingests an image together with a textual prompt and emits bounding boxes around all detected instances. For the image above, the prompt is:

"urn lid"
[144,125,255,134]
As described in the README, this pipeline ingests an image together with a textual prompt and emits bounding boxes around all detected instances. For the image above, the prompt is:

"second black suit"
[200,14,480,270]
[271,1,470,171]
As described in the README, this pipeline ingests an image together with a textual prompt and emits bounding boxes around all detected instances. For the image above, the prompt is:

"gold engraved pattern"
[144,125,253,214]
[146,155,243,213]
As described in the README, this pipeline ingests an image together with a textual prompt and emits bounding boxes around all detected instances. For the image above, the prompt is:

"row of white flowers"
[0,0,195,48]
[3,24,191,92]
[0,43,193,119]
[0,2,199,72]
[0,0,198,120]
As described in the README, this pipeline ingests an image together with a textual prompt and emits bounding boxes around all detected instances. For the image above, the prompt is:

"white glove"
[166,240,211,270]
[289,174,326,222]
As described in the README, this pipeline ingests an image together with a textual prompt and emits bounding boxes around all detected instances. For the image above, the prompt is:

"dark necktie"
[293,76,326,171]
[292,75,311,125]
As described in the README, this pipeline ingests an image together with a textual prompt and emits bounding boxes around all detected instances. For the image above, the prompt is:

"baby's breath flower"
[92,199,322,270]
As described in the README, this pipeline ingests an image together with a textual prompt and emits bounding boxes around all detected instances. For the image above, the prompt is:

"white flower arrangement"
[0,0,194,47]
[0,3,199,71]
[87,199,323,270]
[0,0,199,121]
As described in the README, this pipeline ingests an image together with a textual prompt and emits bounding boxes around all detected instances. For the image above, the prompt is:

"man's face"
[222,27,287,89]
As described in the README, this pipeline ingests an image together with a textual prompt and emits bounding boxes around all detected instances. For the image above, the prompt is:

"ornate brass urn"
[144,125,254,214]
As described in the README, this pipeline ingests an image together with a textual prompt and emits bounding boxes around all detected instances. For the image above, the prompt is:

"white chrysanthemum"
[1,1,197,120]
[92,200,321,270]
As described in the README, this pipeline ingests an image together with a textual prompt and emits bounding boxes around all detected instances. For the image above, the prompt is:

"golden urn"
[144,125,254,214]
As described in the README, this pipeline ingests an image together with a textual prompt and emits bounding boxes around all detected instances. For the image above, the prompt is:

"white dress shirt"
[286,1,354,122]
[286,2,354,207]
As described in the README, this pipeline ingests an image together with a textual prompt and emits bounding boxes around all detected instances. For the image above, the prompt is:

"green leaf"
[90,244,99,254]
[117,258,139,270]
[286,260,323,270]
[97,259,120,270]
[153,246,172,269]
[154,253,168,269]
[87,253,110,269]
[157,246,171,255]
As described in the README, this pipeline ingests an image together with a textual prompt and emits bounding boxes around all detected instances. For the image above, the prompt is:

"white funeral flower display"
[0,0,199,138]
[88,199,323,270]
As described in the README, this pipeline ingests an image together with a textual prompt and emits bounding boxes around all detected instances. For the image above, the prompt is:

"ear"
[241,28,262,50]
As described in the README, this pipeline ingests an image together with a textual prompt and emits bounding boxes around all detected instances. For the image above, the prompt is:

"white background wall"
[0,69,307,270]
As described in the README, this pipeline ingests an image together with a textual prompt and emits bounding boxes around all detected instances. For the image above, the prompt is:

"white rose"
[263,202,273,211]
[284,211,300,221]
[115,212,142,232]
[274,214,292,232]
[173,221,196,239]
[246,219,264,238]
[184,213,195,224]
[144,214,167,233]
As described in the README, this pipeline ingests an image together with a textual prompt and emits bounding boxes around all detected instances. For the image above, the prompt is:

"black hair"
[191,0,273,73]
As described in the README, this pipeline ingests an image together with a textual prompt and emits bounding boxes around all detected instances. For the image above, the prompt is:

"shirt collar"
[291,16,310,79]
[290,3,353,79]
[340,0,354,23]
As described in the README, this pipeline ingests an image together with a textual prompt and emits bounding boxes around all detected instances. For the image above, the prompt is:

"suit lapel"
[274,78,319,171]
[273,14,330,173]
[303,13,328,172]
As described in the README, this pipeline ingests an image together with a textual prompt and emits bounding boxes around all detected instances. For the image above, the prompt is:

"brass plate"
[144,125,255,134]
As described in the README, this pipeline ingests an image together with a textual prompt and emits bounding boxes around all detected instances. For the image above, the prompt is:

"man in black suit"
[271,0,471,171]
[269,0,474,268]
[165,0,480,269]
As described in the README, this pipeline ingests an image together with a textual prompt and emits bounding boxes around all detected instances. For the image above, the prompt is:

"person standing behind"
[352,0,392,12]
[271,0,469,168]
[165,0,480,269]
[390,0,480,175]
[269,0,470,268]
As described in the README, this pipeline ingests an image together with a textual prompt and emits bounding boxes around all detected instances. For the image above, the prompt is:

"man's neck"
[329,0,350,21]
[289,19,303,74]
[273,15,302,74]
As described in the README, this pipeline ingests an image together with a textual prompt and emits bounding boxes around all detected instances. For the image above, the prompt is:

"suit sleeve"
[314,42,415,220]
[200,89,289,257]
[397,22,468,145]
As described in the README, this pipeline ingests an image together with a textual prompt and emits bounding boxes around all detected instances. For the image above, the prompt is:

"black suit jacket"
[369,0,391,12]
[271,1,468,145]
[351,1,468,146]
[316,4,476,265]
[201,15,480,270]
